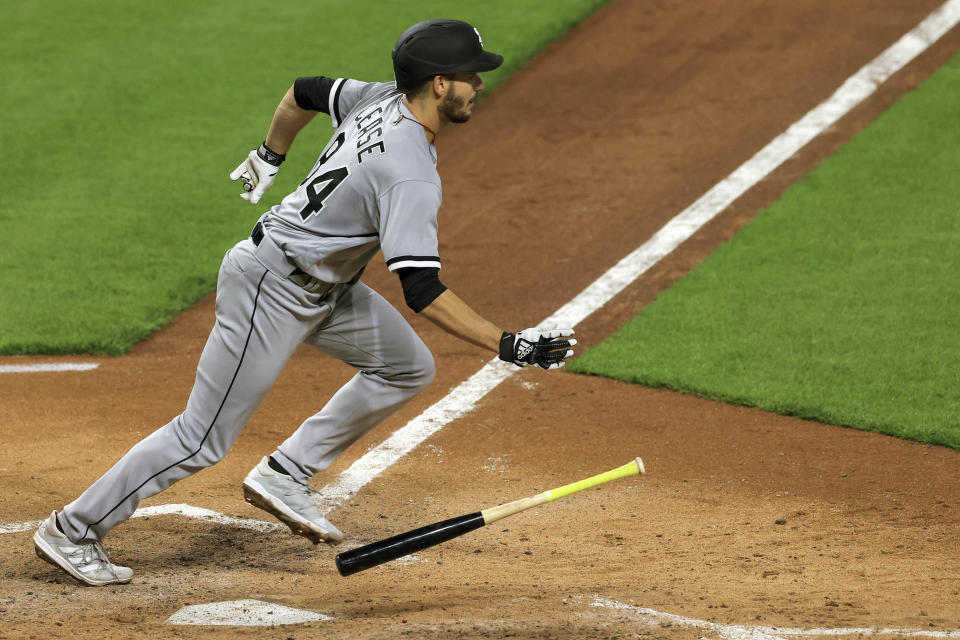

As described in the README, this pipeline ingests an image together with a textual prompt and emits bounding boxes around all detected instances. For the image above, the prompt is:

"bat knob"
[635,457,646,475]
[335,552,350,577]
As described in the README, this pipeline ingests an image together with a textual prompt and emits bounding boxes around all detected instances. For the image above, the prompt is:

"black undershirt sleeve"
[293,76,336,113]
[397,267,447,313]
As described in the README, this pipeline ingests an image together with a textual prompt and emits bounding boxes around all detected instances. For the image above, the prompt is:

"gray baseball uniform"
[59,78,445,543]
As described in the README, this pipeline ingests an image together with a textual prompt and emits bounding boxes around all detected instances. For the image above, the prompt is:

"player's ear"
[432,74,448,98]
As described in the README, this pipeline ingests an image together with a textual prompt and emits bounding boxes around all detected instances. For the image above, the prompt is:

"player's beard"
[439,85,472,124]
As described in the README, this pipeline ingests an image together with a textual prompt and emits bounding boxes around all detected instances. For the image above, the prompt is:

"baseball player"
[33,19,575,586]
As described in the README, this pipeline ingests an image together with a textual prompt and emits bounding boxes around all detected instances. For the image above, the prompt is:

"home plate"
[167,599,333,626]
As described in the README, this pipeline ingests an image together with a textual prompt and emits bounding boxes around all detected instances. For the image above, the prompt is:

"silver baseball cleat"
[242,456,344,545]
[33,511,134,586]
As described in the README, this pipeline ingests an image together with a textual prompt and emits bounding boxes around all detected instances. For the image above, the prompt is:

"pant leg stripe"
[80,270,269,540]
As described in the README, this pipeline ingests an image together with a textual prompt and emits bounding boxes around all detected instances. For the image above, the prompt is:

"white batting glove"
[499,328,577,370]
[229,142,285,204]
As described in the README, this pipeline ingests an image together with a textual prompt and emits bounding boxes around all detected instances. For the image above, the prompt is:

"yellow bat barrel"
[543,457,645,502]
[481,457,644,524]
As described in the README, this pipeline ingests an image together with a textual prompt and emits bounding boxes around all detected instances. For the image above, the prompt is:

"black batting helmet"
[392,19,503,92]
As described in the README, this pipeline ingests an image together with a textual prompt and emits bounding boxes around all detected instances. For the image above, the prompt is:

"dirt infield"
[2,1,960,638]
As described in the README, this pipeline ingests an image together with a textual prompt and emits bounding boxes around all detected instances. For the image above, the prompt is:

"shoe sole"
[242,479,343,546]
[33,531,132,587]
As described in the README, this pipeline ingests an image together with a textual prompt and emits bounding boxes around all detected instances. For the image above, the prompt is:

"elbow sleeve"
[397,267,447,313]
[293,76,336,112]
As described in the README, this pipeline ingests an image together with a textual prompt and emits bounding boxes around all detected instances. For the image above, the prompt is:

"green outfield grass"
[569,52,960,449]
[0,0,607,355]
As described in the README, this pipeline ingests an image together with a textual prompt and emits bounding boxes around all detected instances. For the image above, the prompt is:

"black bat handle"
[336,512,485,576]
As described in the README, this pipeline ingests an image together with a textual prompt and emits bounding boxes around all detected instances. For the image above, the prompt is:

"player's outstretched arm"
[419,290,575,370]
[418,289,502,352]
[229,85,317,204]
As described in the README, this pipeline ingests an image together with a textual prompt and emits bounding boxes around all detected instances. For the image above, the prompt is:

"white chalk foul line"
[316,359,515,512]
[0,363,99,373]
[0,503,280,536]
[316,0,960,513]
[590,596,960,639]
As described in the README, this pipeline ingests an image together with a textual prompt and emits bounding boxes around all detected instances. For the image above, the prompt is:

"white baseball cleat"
[242,457,344,546]
[33,511,133,586]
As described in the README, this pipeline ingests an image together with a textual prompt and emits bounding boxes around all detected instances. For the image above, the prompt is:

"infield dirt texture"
[2,1,959,638]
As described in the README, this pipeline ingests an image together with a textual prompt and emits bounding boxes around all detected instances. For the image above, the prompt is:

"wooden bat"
[335,457,645,576]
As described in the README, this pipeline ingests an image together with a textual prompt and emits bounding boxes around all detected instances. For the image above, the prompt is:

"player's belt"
[250,222,337,296]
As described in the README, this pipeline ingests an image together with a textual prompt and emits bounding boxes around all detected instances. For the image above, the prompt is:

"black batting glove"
[499,328,577,370]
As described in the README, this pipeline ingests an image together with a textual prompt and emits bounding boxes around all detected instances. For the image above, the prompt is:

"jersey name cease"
[355,103,386,162]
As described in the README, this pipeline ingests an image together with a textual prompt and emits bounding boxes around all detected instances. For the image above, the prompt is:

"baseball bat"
[335,457,645,576]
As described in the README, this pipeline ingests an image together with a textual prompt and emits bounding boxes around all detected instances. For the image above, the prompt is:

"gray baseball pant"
[59,235,434,543]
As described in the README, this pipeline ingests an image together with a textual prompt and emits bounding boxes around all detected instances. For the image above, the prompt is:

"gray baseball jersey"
[58,79,444,543]
[263,79,443,284]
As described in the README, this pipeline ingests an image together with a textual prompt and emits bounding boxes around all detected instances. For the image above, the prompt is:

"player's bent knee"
[168,414,234,468]
[192,443,231,468]
[385,342,435,391]
[408,344,436,389]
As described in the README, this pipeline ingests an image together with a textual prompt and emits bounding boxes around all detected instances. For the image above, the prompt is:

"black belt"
[251,222,309,280]
[251,221,265,247]
[249,221,362,292]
